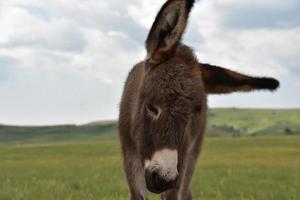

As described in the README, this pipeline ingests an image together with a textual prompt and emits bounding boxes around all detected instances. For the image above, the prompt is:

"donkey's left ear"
[200,63,280,94]
[145,0,195,67]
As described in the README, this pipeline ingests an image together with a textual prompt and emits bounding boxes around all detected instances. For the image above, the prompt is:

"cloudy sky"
[0,0,299,125]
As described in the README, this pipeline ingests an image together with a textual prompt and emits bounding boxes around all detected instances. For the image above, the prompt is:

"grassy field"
[0,136,299,200]
[0,109,299,199]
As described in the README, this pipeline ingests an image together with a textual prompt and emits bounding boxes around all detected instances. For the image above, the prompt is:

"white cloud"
[127,0,162,29]
[187,1,300,77]
[0,0,299,125]
[0,0,146,124]
[0,1,144,83]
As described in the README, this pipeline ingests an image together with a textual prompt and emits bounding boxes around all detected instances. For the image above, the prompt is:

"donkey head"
[135,0,279,193]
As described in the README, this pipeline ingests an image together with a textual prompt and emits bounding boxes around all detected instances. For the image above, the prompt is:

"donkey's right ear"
[145,0,195,67]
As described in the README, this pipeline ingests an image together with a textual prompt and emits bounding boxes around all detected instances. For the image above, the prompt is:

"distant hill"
[0,121,116,144]
[206,108,300,137]
[0,109,299,143]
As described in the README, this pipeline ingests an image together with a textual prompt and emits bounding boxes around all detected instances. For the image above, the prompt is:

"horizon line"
[1,107,299,127]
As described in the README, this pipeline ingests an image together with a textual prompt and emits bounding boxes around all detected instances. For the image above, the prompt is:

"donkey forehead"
[143,64,202,102]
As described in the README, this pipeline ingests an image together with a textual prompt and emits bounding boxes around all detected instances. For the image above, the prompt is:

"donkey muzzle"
[144,149,179,193]
[145,168,178,193]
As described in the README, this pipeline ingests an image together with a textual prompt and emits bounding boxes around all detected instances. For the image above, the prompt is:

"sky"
[0,0,299,125]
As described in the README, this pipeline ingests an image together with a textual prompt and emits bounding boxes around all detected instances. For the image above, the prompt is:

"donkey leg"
[160,154,190,200]
[123,149,148,200]
[161,135,203,200]
[178,135,203,200]
[160,162,192,200]
[160,165,190,200]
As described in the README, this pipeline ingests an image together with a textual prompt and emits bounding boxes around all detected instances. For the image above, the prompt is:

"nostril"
[152,170,160,185]
[145,168,156,189]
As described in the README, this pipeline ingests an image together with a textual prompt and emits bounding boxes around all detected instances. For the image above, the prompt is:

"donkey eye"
[146,103,159,116]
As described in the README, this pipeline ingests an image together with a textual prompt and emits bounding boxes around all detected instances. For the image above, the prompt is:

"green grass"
[0,108,299,199]
[0,136,299,200]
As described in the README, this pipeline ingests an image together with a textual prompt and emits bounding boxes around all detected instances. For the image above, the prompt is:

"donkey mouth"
[145,169,178,193]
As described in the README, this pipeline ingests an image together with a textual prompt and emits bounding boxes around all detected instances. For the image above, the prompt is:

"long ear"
[145,0,195,66]
[200,63,280,94]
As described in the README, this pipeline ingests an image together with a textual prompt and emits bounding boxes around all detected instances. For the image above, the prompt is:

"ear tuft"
[251,77,280,91]
[186,0,196,12]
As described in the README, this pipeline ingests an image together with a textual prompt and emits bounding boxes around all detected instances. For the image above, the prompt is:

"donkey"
[118,0,279,199]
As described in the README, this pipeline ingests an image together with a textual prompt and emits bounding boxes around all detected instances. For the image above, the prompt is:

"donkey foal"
[119,0,279,199]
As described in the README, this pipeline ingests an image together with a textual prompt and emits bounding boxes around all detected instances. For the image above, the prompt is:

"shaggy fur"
[119,0,279,199]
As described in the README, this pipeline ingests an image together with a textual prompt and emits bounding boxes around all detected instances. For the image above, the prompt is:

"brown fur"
[118,0,279,199]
